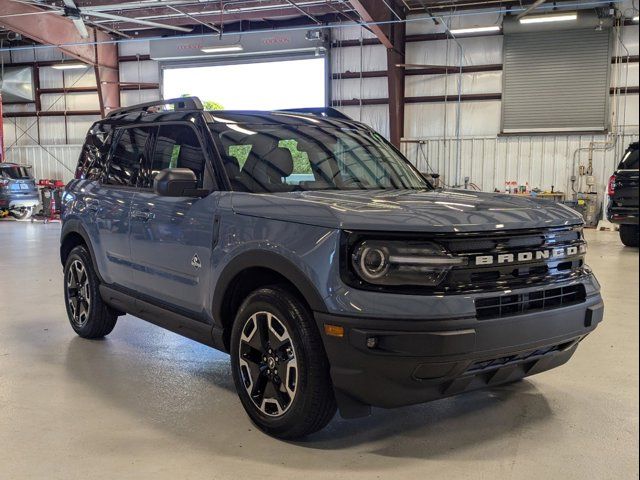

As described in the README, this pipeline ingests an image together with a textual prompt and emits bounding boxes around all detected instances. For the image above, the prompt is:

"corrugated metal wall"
[4,145,81,182]
[2,46,102,151]
[118,40,161,107]
[401,133,639,195]
[2,41,162,181]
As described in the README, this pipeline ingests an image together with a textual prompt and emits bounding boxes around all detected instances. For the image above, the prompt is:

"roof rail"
[106,96,203,118]
[277,107,351,121]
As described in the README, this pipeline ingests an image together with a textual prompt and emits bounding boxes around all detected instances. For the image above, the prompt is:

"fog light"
[366,337,378,349]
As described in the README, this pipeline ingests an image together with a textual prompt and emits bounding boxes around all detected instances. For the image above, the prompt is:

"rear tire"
[63,245,118,338]
[620,225,639,247]
[230,286,336,439]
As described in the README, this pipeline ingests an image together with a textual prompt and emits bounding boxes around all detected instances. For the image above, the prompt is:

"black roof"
[102,97,362,129]
[102,108,368,130]
[203,110,364,127]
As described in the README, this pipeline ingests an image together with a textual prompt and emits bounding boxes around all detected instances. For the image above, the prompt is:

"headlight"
[350,239,467,288]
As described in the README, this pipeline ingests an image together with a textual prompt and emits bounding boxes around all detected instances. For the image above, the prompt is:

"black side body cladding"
[99,285,226,351]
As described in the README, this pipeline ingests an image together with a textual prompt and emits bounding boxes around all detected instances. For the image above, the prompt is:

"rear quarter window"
[76,122,115,180]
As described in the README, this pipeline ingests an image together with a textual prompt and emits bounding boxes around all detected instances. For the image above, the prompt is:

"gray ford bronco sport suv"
[61,97,604,439]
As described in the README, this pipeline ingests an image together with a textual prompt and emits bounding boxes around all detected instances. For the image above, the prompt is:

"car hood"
[230,189,583,232]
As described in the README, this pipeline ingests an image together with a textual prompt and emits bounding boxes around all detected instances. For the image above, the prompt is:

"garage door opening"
[162,57,326,111]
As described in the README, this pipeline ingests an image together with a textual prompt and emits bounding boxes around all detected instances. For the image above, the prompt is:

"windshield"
[210,124,431,193]
[0,166,33,180]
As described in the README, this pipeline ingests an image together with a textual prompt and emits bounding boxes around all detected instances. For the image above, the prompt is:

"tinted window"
[618,145,639,170]
[106,127,151,186]
[76,122,114,180]
[212,124,430,193]
[0,166,32,180]
[142,124,204,188]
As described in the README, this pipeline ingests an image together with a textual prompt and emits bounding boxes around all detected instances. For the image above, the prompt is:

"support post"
[387,18,406,148]
[348,0,405,147]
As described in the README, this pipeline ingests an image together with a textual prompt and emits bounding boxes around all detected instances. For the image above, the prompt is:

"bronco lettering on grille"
[474,244,586,266]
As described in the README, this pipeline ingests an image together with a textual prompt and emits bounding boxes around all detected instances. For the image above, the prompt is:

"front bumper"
[315,286,603,417]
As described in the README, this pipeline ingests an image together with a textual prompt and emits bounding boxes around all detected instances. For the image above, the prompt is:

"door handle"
[131,209,155,222]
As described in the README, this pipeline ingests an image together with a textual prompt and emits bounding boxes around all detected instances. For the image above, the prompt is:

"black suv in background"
[607,142,639,247]
[0,163,39,220]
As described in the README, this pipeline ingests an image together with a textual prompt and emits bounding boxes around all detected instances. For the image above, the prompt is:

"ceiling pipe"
[517,0,548,20]
[80,0,344,14]
[165,4,221,33]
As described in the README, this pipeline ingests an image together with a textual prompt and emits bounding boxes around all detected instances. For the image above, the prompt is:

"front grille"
[438,226,587,293]
[475,284,586,320]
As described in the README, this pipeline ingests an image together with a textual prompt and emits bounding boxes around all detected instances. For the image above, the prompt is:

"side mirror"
[153,168,205,197]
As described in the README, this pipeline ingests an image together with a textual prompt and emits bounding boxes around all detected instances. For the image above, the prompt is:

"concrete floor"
[0,221,637,480]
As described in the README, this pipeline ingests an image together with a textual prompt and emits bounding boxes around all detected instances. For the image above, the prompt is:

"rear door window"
[142,124,206,188]
[106,127,152,187]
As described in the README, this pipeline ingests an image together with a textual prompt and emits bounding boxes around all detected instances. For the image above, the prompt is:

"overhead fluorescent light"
[51,63,88,70]
[200,45,243,54]
[519,12,578,24]
[450,25,501,35]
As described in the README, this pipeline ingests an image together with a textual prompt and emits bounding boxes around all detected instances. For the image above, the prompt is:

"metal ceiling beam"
[85,10,194,32]
[164,4,220,33]
[89,3,353,29]
[347,0,394,48]
[71,0,280,7]
[0,0,120,116]
[72,0,345,15]
[1,0,102,66]
[112,11,358,37]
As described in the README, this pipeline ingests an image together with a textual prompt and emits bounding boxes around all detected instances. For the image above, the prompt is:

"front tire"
[63,245,118,338]
[620,225,639,247]
[230,286,336,439]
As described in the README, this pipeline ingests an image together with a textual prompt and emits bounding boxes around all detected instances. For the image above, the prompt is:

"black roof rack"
[106,96,203,118]
[276,107,351,121]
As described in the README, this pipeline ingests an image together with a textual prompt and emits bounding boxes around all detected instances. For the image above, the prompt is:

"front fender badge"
[191,254,202,269]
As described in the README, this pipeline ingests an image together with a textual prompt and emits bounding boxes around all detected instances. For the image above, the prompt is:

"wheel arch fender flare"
[212,250,327,327]
[60,219,102,281]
